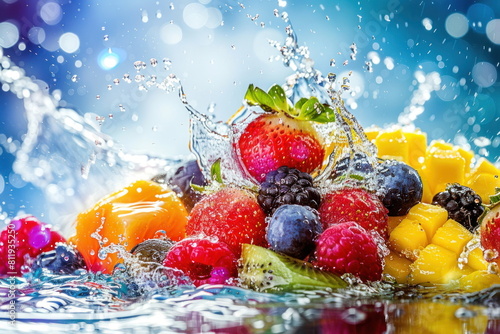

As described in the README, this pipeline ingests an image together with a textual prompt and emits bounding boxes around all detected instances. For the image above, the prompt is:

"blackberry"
[432,184,484,231]
[257,166,321,215]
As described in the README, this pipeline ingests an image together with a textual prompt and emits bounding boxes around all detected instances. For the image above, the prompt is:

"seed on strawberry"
[186,187,267,256]
[312,221,383,282]
[0,216,66,276]
[163,236,237,286]
[318,188,389,239]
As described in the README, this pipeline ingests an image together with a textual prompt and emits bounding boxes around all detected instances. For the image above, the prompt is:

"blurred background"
[0,0,499,225]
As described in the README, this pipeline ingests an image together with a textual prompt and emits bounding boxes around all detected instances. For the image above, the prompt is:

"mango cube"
[387,215,405,235]
[467,247,490,271]
[459,270,500,292]
[405,203,448,241]
[383,250,411,283]
[424,143,466,195]
[431,219,473,255]
[409,244,462,285]
[389,218,428,260]
[467,173,500,205]
[374,129,409,162]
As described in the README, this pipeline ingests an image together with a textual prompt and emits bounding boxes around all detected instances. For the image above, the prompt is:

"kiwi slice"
[239,244,347,292]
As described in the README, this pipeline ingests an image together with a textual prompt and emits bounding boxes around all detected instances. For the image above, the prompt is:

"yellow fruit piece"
[392,301,488,334]
[364,127,380,142]
[431,219,473,255]
[409,244,462,285]
[374,129,409,162]
[470,157,500,176]
[424,142,466,195]
[405,203,448,241]
[405,130,427,170]
[467,247,489,271]
[389,218,428,261]
[387,215,405,235]
[459,270,500,293]
[383,250,411,284]
[467,173,500,205]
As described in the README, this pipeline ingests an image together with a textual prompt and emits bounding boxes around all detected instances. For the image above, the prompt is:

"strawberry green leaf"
[244,84,258,105]
[490,189,500,206]
[311,106,336,123]
[294,98,308,110]
[268,84,288,113]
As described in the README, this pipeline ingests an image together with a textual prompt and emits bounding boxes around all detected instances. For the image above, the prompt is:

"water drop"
[343,60,349,66]
[327,72,336,83]
[365,61,373,72]
[107,84,112,90]
[474,136,491,147]
[96,95,100,100]
[150,58,158,67]
[113,78,120,85]
[134,60,146,71]
[71,75,78,82]
[273,9,279,17]
[119,104,126,112]
[330,58,336,67]
[123,73,132,83]
[169,2,174,10]
[231,45,236,50]
[163,58,172,70]
[103,35,109,41]
[135,74,145,82]
[108,114,113,119]
[350,43,358,60]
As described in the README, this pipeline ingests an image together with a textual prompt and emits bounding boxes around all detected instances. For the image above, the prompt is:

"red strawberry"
[480,193,500,266]
[318,188,389,239]
[0,216,66,276]
[236,114,324,182]
[233,84,336,183]
[186,187,267,256]
[163,236,237,286]
[312,221,383,282]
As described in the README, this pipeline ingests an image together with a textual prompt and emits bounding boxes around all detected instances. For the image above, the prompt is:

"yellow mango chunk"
[405,203,448,241]
[387,215,405,235]
[425,143,466,195]
[389,219,428,260]
[383,250,411,284]
[431,219,473,255]
[470,157,500,176]
[467,173,500,205]
[409,244,462,285]
[467,247,489,271]
[459,270,500,293]
[364,127,380,142]
[405,130,427,170]
[374,129,409,162]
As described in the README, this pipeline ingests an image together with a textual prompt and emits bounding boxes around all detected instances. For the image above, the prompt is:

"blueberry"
[32,243,86,274]
[152,159,207,210]
[332,152,374,180]
[377,159,423,216]
[266,204,323,260]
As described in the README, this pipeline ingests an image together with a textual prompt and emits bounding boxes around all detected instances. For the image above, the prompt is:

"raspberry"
[318,188,389,239]
[312,222,382,282]
[257,166,321,215]
[0,216,66,276]
[432,184,484,231]
[163,236,238,286]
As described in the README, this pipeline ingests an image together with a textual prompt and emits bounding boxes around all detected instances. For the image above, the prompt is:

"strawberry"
[234,84,336,182]
[312,221,383,282]
[480,190,500,266]
[318,188,389,239]
[186,187,267,256]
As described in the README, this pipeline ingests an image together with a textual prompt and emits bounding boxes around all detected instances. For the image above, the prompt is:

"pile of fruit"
[1,84,500,295]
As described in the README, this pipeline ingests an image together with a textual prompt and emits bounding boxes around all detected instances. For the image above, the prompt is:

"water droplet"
[103,35,109,41]
[96,95,101,100]
[135,74,145,83]
[330,58,336,67]
[134,60,146,71]
[231,45,236,50]
[273,9,279,17]
[119,104,126,112]
[474,136,491,147]
[108,114,114,119]
[365,61,373,72]
[350,43,358,60]
[107,84,112,90]
[150,58,158,67]
[343,60,349,66]
[327,72,337,83]
[169,2,174,10]
[113,78,120,85]
[152,126,158,132]
[163,58,172,70]
[123,74,132,83]
[71,75,78,82]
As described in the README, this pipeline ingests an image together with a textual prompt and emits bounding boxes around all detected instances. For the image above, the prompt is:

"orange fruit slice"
[69,180,188,273]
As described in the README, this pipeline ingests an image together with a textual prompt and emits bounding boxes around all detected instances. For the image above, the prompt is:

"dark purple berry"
[258,166,320,215]
[432,184,484,231]
[377,160,423,216]
[32,243,86,274]
[266,204,323,259]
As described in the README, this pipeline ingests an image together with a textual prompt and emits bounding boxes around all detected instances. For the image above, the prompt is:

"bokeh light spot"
[40,2,62,26]
[486,19,500,45]
[445,13,469,38]
[205,7,223,29]
[0,21,19,48]
[472,62,497,88]
[98,49,121,70]
[160,23,183,44]
[436,75,460,102]
[59,32,80,53]
[183,3,208,29]
[28,27,46,45]
[467,3,494,34]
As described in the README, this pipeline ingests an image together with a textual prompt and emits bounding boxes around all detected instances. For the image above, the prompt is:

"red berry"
[236,114,324,182]
[312,221,383,282]
[186,187,267,256]
[480,203,500,266]
[0,216,66,276]
[318,188,389,239]
[163,237,238,286]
